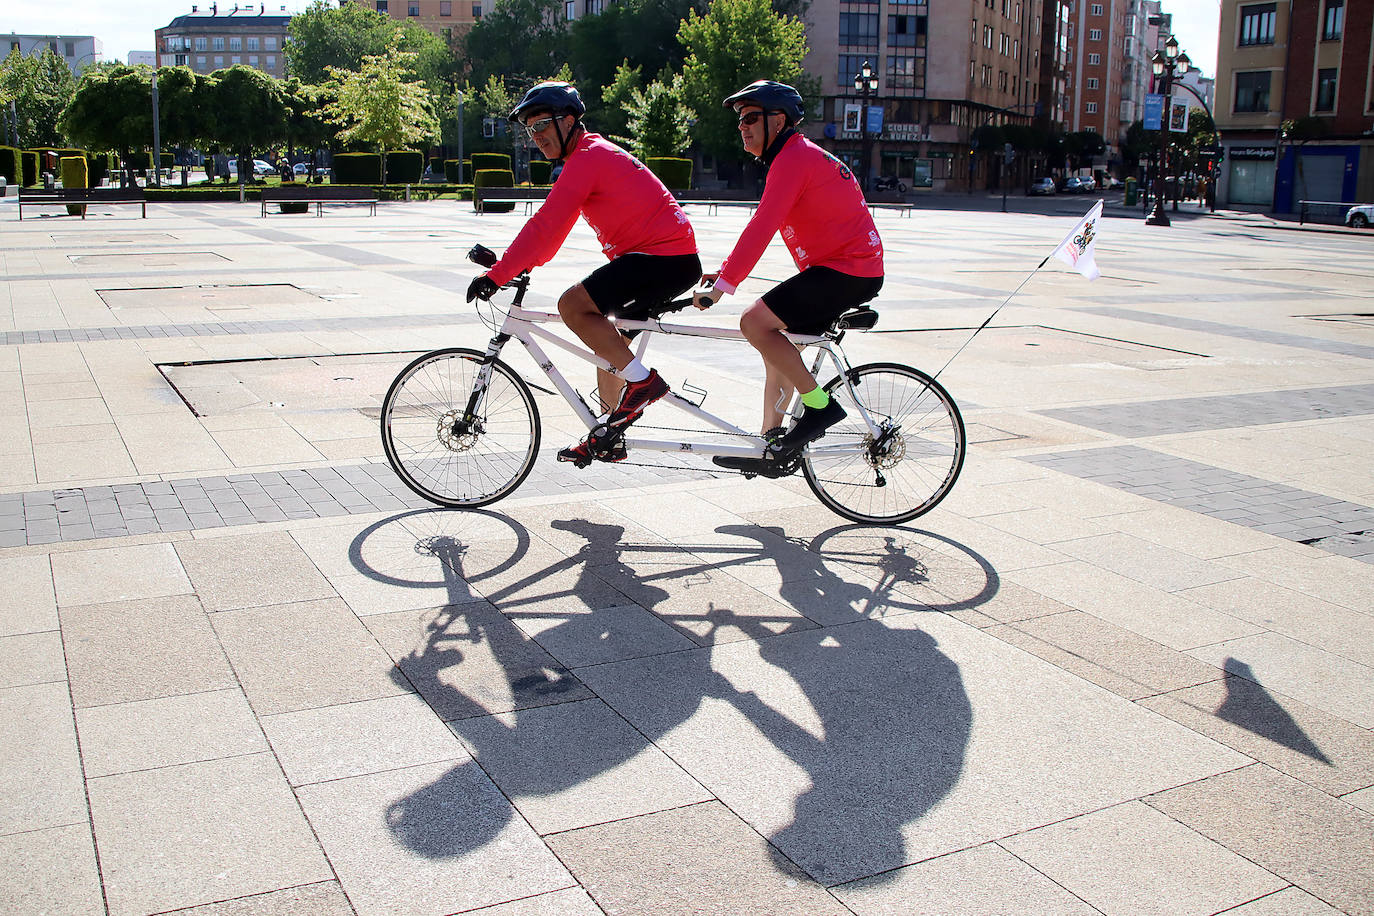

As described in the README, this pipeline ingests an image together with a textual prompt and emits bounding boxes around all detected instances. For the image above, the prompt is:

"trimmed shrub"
[87,153,110,187]
[473,168,515,213]
[22,151,38,186]
[443,158,463,182]
[529,159,552,185]
[278,200,310,214]
[471,152,511,172]
[385,149,424,184]
[334,152,382,184]
[0,145,19,185]
[646,157,692,190]
[60,155,88,216]
[123,151,149,170]
[428,156,443,175]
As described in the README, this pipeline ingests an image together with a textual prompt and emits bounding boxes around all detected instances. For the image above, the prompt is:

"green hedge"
[87,153,110,187]
[21,151,37,186]
[646,157,692,190]
[334,152,382,184]
[145,187,265,201]
[473,168,515,213]
[529,159,552,185]
[386,150,424,184]
[443,159,474,183]
[428,156,443,175]
[471,152,511,172]
[60,155,88,215]
[0,146,18,184]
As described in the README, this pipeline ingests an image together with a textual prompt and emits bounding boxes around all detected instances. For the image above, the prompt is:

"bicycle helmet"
[509,81,586,123]
[722,80,805,126]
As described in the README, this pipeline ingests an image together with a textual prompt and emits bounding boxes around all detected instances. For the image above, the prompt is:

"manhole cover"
[99,284,320,310]
[70,251,229,268]
[160,353,417,416]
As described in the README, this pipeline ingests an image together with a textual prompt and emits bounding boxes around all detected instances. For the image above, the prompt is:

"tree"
[677,0,810,161]
[287,0,455,90]
[1,47,77,147]
[60,65,155,183]
[1063,129,1105,170]
[282,79,336,171]
[596,61,643,142]
[155,66,215,153]
[462,0,568,88]
[615,74,695,159]
[322,31,438,183]
[206,66,289,185]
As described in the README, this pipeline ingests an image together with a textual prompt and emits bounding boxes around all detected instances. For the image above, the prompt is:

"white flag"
[1051,199,1104,281]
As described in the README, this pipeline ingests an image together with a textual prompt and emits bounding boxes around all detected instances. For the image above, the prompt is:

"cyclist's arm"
[486,171,587,287]
[713,165,805,295]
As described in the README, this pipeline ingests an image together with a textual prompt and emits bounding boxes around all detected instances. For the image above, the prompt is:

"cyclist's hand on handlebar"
[466,274,499,303]
[693,275,723,310]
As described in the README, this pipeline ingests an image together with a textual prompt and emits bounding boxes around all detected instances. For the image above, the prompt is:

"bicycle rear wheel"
[802,362,965,524]
[381,347,541,508]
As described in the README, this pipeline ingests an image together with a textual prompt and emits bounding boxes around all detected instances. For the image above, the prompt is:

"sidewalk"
[1,199,1371,916]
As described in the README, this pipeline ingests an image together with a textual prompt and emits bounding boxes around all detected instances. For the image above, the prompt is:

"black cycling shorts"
[581,252,703,320]
[760,266,884,335]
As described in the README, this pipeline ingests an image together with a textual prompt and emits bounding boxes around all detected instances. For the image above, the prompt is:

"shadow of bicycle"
[350,507,996,885]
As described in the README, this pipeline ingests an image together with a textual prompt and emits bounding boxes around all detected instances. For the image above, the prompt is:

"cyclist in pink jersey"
[694,81,883,468]
[466,82,701,465]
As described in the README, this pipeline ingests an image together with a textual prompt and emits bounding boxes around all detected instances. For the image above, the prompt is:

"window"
[984,24,995,47]
[839,12,879,47]
[1090,2,1102,12]
[997,70,1008,90]
[1087,52,1100,64]
[265,37,277,50]
[195,37,207,50]
[565,0,574,16]
[213,37,225,50]
[888,15,925,47]
[247,37,259,50]
[1316,68,1337,109]
[214,55,224,66]
[1086,101,1098,113]
[1234,70,1270,111]
[231,55,241,64]
[1323,0,1343,39]
[376,0,388,10]
[229,37,241,50]
[1088,28,1101,40]
[248,55,258,65]
[1087,77,1098,88]
[982,64,992,87]
[472,3,482,16]
[408,1,420,15]
[838,54,870,85]
[1013,39,1018,57]
[441,0,452,13]
[886,54,922,91]
[1239,3,1276,46]
[266,55,275,68]
[197,55,207,67]
[175,54,187,66]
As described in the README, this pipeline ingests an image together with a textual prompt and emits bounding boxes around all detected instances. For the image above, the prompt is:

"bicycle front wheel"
[802,362,965,525]
[381,347,541,508]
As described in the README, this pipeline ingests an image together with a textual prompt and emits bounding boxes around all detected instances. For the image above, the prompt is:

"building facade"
[1062,0,1129,165]
[350,0,482,46]
[154,6,292,77]
[800,0,1055,190]
[4,34,103,74]
[1215,0,1374,209]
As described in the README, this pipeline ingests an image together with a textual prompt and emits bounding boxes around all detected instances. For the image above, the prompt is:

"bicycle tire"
[801,362,965,524]
[381,347,541,508]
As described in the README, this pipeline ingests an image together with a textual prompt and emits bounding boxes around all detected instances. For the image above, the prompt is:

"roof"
[161,9,293,30]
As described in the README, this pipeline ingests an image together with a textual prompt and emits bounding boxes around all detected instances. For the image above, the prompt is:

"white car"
[1345,204,1374,229]
[227,158,275,177]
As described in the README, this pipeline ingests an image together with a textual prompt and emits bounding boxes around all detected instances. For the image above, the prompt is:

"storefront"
[1224,145,1276,207]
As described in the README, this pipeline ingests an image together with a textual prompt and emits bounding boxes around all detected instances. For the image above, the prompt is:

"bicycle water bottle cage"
[468,245,498,268]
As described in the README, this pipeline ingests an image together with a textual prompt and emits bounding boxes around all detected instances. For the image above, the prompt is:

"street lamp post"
[1145,36,1190,227]
[853,60,879,195]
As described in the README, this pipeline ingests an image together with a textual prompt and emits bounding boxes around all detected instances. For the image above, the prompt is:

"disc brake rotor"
[437,410,479,451]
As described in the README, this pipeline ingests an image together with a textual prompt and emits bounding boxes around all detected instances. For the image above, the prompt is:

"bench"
[672,189,759,215]
[18,186,147,220]
[864,191,914,217]
[473,186,550,215]
[260,185,378,217]
[1297,199,1355,225]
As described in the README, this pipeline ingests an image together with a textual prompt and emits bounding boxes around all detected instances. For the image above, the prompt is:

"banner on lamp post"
[1143,93,1164,130]
[1168,100,1190,133]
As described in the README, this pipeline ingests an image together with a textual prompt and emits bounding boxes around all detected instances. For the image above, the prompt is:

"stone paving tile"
[451,698,713,835]
[75,688,268,778]
[511,603,698,668]
[144,880,356,916]
[458,887,604,915]
[833,842,1098,915]
[176,530,336,612]
[0,682,89,836]
[0,554,58,637]
[1024,801,1289,915]
[0,630,67,689]
[547,801,846,914]
[1215,887,1348,916]
[50,541,192,606]
[0,823,103,916]
[295,760,573,916]
[1080,306,1374,362]
[1147,764,1374,916]
[87,753,334,916]
[59,594,236,709]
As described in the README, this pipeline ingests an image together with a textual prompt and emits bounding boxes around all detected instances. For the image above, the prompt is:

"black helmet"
[509,81,586,122]
[723,80,805,126]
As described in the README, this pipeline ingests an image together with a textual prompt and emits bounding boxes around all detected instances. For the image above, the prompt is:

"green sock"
[800,387,829,409]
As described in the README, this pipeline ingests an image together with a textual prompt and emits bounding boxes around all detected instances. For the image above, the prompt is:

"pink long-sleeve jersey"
[713,131,883,295]
[486,131,697,287]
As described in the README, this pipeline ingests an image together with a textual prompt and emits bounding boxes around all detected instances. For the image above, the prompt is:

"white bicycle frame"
[474,289,885,462]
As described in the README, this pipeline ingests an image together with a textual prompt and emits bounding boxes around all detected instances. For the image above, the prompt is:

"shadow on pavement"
[1217,658,1331,764]
[349,507,996,883]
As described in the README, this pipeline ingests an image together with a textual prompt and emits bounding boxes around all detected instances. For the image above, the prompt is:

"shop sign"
[1229,146,1276,160]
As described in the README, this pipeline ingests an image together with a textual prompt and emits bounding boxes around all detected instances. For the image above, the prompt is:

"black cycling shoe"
[775,399,847,452]
[558,437,627,467]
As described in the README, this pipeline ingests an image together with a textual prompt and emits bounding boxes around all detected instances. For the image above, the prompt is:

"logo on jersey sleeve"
[822,151,855,182]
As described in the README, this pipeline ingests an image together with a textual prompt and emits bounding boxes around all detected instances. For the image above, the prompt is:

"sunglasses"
[737,111,768,126]
[523,116,558,137]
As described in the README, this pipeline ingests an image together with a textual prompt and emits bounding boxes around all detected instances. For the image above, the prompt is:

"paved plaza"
[1,190,1372,915]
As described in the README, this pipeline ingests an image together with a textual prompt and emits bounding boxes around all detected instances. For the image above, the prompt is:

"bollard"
[0,176,6,197]
[43,172,55,190]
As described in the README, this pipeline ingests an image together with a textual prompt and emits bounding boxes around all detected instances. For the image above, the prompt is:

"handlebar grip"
[468,244,498,269]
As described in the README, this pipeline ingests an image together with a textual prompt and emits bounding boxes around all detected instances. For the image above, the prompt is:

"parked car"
[227,158,275,177]
[1028,176,1056,196]
[292,162,330,179]
[1345,204,1374,229]
[1061,176,1095,193]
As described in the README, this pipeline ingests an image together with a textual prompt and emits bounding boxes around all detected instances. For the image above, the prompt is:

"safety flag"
[1050,199,1104,281]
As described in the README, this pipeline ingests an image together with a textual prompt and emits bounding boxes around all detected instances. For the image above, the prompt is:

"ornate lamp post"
[1145,36,1191,226]
[853,60,879,194]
